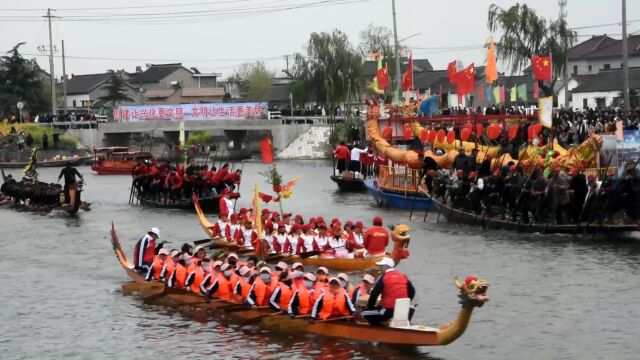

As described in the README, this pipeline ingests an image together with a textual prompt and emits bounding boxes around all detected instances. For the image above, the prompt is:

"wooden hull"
[91,161,135,175]
[1,170,83,216]
[0,156,92,168]
[135,192,239,212]
[431,197,638,234]
[364,179,438,210]
[109,223,453,346]
[330,175,366,191]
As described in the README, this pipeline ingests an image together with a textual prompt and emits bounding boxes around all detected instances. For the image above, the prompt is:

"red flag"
[377,63,389,89]
[401,54,413,90]
[258,192,273,203]
[447,60,457,84]
[260,136,274,164]
[477,84,484,101]
[454,63,475,96]
[533,81,540,99]
[531,55,552,81]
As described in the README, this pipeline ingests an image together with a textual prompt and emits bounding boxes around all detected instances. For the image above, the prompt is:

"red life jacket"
[149,256,165,280]
[251,277,273,307]
[233,277,251,302]
[133,235,155,268]
[318,288,350,320]
[170,263,188,289]
[189,268,206,293]
[293,282,314,315]
[381,270,409,309]
[211,273,232,300]
[276,283,293,310]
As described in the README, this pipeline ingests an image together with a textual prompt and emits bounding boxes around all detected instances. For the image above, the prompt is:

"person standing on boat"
[218,187,234,220]
[363,216,389,258]
[57,162,84,204]
[468,171,484,215]
[363,257,416,326]
[452,147,468,174]
[310,277,356,321]
[133,227,161,273]
[333,141,350,174]
[349,144,368,174]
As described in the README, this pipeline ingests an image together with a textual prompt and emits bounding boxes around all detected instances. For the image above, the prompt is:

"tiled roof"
[65,73,110,95]
[129,63,186,84]
[572,67,640,93]
[568,35,640,60]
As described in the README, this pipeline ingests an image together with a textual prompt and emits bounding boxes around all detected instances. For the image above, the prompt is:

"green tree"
[234,61,274,101]
[487,3,577,96]
[0,42,49,118]
[98,70,134,107]
[292,30,363,116]
[358,24,400,79]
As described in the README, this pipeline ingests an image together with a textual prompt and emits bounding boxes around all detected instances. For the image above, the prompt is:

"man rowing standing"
[362,257,415,326]
[57,161,84,204]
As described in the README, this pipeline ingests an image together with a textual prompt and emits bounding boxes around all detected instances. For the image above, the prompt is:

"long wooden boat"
[0,156,92,169]
[193,194,411,271]
[429,194,638,234]
[92,147,153,175]
[1,169,84,215]
[330,175,366,191]
[364,179,438,211]
[134,191,239,212]
[110,222,489,346]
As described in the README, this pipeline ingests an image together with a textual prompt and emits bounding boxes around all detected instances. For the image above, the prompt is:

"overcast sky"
[0,0,637,79]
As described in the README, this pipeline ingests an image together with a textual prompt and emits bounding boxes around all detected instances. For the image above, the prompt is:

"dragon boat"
[132,190,239,212]
[193,194,410,271]
[110,222,489,346]
[330,174,366,191]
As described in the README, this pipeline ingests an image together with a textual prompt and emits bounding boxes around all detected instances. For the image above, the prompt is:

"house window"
[588,65,592,72]
[72,100,76,107]
[583,98,588,109]
[573,65,578,75]
[603,64,611,70]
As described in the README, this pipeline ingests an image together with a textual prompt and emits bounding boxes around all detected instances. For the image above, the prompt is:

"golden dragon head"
[454,275,490,308]
[388,224,410,262]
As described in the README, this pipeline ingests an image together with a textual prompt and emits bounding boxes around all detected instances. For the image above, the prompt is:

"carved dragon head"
[388,224,410,261]
[454,275,489,309]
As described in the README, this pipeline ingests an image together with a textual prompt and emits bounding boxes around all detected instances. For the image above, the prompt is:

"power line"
[23,52,285,63]
[571,18,640,30]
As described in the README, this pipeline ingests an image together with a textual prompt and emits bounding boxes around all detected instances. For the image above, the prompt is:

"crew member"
[363,216,389,257]
[185,258,212,293]
[310,277,356,321]
[245,266,274,307]
[57,162,84,204]
[315,266,329,291]
[133,227,161,273]
[145,248,171,282]
[232,266,253,302]
[362,257,415,326]
[333,141,350,174]
[288,272,318,317]
[337,273,355,294]
[269,271,293,312]
[351,274,375,305]
[168,252,188,289]
[204,263,236,300]
[218,187,234,219]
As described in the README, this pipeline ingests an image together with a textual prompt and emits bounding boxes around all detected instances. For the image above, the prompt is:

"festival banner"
[538,96,553,128]
[599,134,618,171]
[113,102,268,122]
[616,130,640,175]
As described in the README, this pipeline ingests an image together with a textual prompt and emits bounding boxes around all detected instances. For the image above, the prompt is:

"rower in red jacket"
[225,214,241,242]
[133,227,161,273]
[288,272,318,316]
[212,213,230,239]
[271,222,290,254]
[296,224,319,254]
[362,257,416,326]
[363,216,389,257]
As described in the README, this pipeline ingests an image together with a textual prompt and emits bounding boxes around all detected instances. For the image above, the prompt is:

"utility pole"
[62,39,68,114]
[43,8,57,117]
[391,0,402,102]
[622,0,630,112]
[559,0,569,108]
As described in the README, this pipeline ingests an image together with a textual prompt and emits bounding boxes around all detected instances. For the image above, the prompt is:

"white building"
[568,35,640,76]
[571,67,640,109]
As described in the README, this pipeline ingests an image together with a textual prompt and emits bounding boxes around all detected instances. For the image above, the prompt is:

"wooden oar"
[299,250,320,259]
[194,238,213,245]
[312,316,354,323]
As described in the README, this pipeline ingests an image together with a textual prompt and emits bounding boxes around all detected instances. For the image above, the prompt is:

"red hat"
[332,224,341,232]
[344,221,353,228]
[468,171,477,179]
[283,213,292,218]
[272,211,280,217]
[456,169,464,176]
[355,221,364,229]
[239,208,248,215]
[309,217,317,224]
[277,221,285,228]
[264,221,273,229]
[244,217,253,224]
[331,218,340,224]
[318,223,328,230]
[317,216,325,223]
[373,216,383,226]
[261,209,270,214]
[294,214,303,221]
[230,213,238,220]
[291,224,301,232]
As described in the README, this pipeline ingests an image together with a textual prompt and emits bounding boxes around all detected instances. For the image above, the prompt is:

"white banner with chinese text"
[114,102,268,122]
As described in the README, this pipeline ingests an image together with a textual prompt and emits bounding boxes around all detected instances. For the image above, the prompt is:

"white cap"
[275,261,288,271]
[193,245,204,254]
[150,227,160,237]
[303,272,317,282]
[328,277,340,284]
[227,253,239,260]
[337,273,349,282]
[170,249,180,257]
[220,263,231,271]
[317,266,329,274]
[375,257,395,268]
[362,274,376,284]
[291,262,303,270]
[238,266,251,276]
[259,266,272,274]
[158,248,170,256]
[212,260,223,268]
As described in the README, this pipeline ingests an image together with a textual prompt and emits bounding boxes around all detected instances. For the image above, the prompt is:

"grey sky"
[0,0,637,79]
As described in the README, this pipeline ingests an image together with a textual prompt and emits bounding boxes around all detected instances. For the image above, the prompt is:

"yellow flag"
[2,119,7,136]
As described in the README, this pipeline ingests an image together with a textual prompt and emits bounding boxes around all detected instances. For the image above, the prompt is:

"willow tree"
[487,3,577,96]
[292,30,363,116]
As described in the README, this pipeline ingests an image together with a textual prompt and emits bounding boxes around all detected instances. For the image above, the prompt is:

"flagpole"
[391,0,402,101]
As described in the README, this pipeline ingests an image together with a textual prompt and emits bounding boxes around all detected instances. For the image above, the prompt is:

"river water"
[1,161,639,360]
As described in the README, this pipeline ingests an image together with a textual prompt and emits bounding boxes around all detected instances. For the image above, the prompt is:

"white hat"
[238,266,251,276]
[227,253,239,260]
[328,277,340,284]
[259,266,272,274]
[317,266,329,274]
[337,273,349,282]
[170,249,180,257]
[275,261,288,271]
[303,272,317,282]
[362,274,376,284]
[291,262,303,270]
[158,248,170,256]
[149,227,160,237]
[375,257,395,268]
[212,260,223,268]
[193,245,204,254]
[220,263,231,271]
